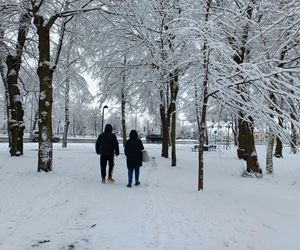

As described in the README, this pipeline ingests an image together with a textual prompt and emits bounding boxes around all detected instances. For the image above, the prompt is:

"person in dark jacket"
[124,130,144,187]
[95,124,119,183]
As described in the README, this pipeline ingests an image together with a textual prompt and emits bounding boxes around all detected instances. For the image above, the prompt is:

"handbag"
[142,150,150,162]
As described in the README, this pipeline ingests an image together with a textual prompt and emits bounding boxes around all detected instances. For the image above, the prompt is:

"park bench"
[192,144,217,152]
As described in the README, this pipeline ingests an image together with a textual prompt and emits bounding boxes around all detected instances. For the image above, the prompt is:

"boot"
[101,178,105,184]
[107,176,115,182]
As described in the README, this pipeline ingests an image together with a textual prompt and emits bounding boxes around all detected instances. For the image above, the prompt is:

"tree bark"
[266,130,275,174]
[194,82,200,132]
[0,28,11,146]
[241,118,262,176]
[274,117,283,158]
[197,0,212,190]
[231,117,238,146]
[169,71,179,166]
[72,114,76,136]
[237,114,247,160]
[34,14,57,172]
[266,92,276,174]
[231,0,257,164]
[121,91,127,146]
[32,106,38,132]
[290,114,297,154]
[205,125,209,146]
[62,75,70,148]
[198,60,209,190]
[160,97,169,158]
[6,57,25,156]
[198,99,208,190]
[4,4,31,155]
[121,55,127,147]
[171,110,176,166]
[229,0,261,174]
[62,33,73,148]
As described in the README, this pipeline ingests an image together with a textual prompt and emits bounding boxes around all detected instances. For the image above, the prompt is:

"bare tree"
[30,0,105,171]
[0,0,31,156]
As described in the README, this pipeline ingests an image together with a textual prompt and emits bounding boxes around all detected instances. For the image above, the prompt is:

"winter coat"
[96,124,119,156]
[125,130,144,169]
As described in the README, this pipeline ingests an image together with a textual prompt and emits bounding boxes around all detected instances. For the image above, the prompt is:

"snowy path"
[0,143,300,250]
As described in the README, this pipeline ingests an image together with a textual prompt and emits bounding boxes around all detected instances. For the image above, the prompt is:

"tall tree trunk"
[274,117,283,158]
[164,3,180,164]
[241,118,262,176]
[231,0,256,160]
[171,110,176,166]
[121,91,127,146]
[34,15,57,172]
[0,28,11,146]
[159,71,179,162]
[198,97,208,191]
[290,115,297,154]
[56,118,60,135]
[159,71,169,158]
[266,130,275,174]
[32,106,38,132]
[266,92,276,174]
[197,0,212,190]
[62,74,70,148]
[273,44,291,158]
[233,0,261,174]
[198,64,209,190]
[231,116,238,146]
[160,101,169,158]
[6,56,25,156]
[205,125,209,146]
[121,55,127,147]
[237,114,247,160]
[194,82,201,141]
[72,114,76,136]
[169,71,179,166]
[29,94,34,138]
[4,3,31,155]
[0,66,11,146]
[62,34,73,148]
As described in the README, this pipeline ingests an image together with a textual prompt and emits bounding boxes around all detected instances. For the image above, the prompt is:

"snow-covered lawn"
[0,143,299,250]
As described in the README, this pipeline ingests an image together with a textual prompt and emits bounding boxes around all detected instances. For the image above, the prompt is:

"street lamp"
[101,105,108,132]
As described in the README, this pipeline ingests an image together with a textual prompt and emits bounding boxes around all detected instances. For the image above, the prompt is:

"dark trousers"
[100,154,114,179]
[128,167,140,184]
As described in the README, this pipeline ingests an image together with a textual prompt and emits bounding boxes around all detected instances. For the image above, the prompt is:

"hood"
[104,124,113,133]
[129,130,138,139]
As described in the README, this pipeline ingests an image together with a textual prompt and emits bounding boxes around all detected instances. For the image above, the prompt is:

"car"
[146,134,163,143]
[31,130,60,142]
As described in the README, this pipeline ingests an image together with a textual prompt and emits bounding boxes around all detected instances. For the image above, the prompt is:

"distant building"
[254,131,265,141]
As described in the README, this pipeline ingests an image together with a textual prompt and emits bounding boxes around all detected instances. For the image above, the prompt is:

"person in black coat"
[95,124,119,183]
[124,130,144,187]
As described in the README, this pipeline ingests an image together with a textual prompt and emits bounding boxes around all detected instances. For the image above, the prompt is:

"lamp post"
[101,105,108,132]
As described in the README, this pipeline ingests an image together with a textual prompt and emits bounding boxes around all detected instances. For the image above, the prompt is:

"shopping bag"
[142,150,150,162]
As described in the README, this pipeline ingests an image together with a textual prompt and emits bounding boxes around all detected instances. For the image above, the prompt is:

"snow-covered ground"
[0,143,299,250]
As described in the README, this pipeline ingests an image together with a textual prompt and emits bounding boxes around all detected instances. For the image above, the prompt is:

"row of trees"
[85,0,300,189]
[1,0,300,190]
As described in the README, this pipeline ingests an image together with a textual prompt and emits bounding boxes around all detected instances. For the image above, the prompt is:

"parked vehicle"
[146,134,163,143]
[31,130,60,142]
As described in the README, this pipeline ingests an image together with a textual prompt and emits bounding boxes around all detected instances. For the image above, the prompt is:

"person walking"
[96,124,119,183]
[124,130,144,188]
